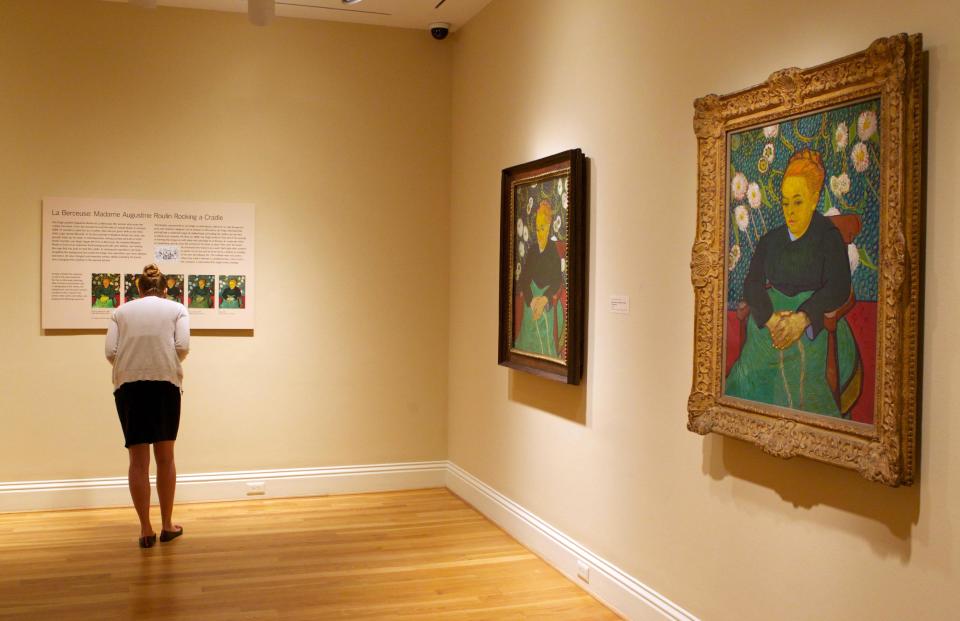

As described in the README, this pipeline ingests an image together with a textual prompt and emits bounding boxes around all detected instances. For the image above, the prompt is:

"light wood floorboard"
[0,488,620,620]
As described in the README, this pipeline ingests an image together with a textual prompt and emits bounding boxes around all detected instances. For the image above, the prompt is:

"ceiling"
[104,0,493,31]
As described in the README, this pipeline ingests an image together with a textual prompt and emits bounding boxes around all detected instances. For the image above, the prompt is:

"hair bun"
[138,263,166,296]
[788,148,824,170]
[784,148,826,195]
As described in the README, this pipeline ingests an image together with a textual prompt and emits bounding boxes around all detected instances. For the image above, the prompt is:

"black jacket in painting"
[743,210,851,337]
[221,286,243,300]
[517,239,563,307]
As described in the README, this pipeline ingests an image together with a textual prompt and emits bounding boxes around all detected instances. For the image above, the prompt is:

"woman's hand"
[765,313,783,341]
[531,296,549,320]
[770,311,809,349]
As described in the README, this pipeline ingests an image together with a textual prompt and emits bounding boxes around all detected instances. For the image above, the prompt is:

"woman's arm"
[175,307,190,361]
[743,236,772,328]
[797,227,851,337]
[541,248,564,305]
[105,314,119,364]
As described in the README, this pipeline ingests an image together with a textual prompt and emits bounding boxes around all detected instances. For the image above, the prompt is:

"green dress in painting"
[726,212,858,417]
[515,281,566,358]
[221,286,242,309]
[514,239,565,359]
[93,285,117,308]
[189,284,212,309]
[165,286,182,303]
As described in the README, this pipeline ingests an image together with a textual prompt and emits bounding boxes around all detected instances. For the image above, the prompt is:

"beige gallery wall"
[448,1,959,620]
[0,0,451,480]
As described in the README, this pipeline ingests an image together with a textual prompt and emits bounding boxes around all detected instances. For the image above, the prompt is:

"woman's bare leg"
[153,441,178,532]
[127,444,153,537]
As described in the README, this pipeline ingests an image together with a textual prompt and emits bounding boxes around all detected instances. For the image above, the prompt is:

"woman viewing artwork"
[724,101,880,421]
[105,263,189,548]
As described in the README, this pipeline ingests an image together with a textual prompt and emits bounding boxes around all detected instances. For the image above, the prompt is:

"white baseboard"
[0,461,447,513]
[445,462,698,621]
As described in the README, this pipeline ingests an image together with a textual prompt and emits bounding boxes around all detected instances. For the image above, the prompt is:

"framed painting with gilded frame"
[499,149,587,384]
[688,34,924,486]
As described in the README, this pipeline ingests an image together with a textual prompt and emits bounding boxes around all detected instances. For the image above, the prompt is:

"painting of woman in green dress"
[163,274,184,304]
[123,274,141,303]
[724,100,879,421]
[219,275,245,309]
[188,275,214,309]
[499,149,584,384]
[92,273,119,308]
[512,178,568,362]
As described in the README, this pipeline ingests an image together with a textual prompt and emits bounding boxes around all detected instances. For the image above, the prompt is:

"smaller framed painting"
[498,149,587,384]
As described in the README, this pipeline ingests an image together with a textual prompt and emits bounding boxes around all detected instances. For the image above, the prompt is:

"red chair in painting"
[734,214,862,411]
[550,241,568,356]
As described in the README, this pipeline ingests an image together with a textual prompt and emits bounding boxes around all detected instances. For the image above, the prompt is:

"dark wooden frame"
[498,149,587,384]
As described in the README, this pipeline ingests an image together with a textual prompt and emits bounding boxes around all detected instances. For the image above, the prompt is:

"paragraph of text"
[154,224,247,265]
[52,221,145,262]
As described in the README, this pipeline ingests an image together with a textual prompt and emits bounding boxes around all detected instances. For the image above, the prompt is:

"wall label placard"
[609,295,630,314]
[42,198,255,330]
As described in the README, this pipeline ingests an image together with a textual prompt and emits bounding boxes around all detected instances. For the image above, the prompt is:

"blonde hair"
[138,263,166,296]
[783,149,825,198]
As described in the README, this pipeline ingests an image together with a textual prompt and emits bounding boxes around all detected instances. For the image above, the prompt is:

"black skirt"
[114,381,181,448]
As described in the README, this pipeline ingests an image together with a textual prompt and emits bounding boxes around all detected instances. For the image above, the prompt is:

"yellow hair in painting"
[535,200,553,252]
[783,149,825,199]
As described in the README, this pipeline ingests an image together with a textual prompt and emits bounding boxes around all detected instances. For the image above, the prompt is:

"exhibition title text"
[50,209,224,222]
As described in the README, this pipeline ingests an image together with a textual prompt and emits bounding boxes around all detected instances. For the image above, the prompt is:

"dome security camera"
[429,22,450,40]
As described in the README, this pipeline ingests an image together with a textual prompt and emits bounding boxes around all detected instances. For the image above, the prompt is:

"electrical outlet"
[246,481,266,496]
[576,559,590,583]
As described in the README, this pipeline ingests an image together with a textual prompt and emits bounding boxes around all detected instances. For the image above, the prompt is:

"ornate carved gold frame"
[688,34,924,486]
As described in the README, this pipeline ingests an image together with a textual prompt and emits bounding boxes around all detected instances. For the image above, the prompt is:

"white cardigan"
[105,296,190,391]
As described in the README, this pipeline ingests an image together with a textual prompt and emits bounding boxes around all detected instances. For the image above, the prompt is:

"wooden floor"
[0,488,620,620]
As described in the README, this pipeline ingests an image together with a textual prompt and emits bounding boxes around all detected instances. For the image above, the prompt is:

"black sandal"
[138,534,157,548]
[159,526,183,543]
